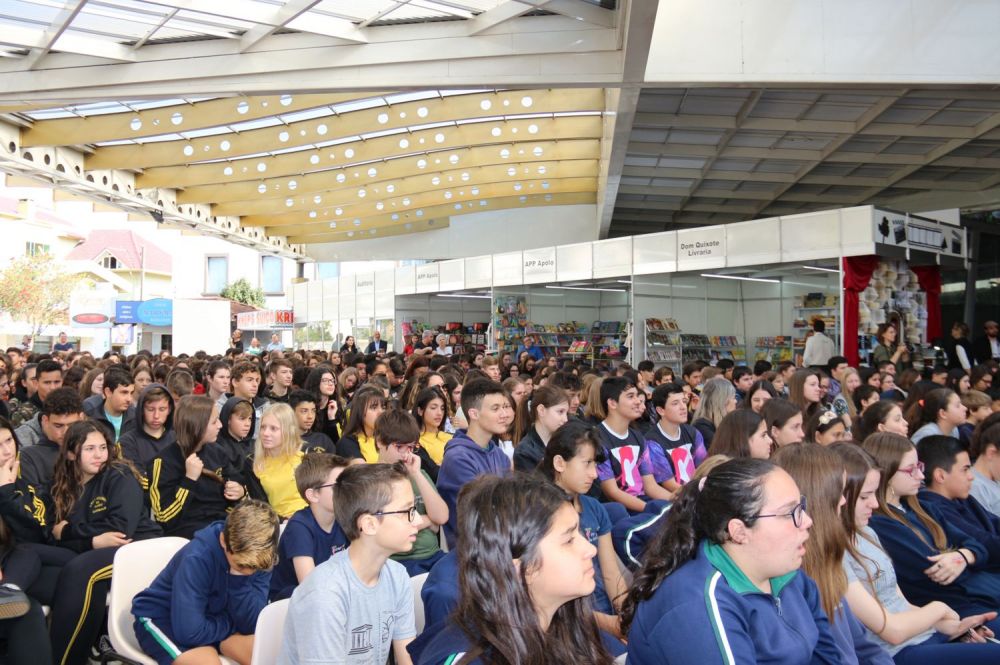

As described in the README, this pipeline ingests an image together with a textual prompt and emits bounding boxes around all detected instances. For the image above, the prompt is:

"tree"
[0,253,79,344]
[221,278,265,308]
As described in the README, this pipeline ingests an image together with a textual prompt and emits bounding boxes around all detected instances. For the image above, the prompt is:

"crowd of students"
[1,325,1000,664]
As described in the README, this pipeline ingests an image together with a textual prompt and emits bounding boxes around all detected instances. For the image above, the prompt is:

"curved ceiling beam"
[212,159,598,216]
[86,88,604,169]
[247,175,597,228]
[22,93,381,146]
[280,191,596,243]
[135,120,602,188]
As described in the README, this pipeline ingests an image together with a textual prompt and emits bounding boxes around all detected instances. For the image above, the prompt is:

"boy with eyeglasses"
[269,453,351,601]
[279,462,418,665]
[375,409,448,576]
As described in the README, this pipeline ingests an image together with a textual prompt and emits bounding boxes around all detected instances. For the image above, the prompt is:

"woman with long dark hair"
[706,409,772,459]
[620,458,838,664]
[148,395,245,538]
[416,473,613,665]
[854,401,909,442]
[512,384,569,473]
[335,386,387,463]
[48,420,161,665]
[832,442,1000,663]
[303,365,344,442]
[762,398,805,448]
[906,388,967,444]
[412,387,452,468]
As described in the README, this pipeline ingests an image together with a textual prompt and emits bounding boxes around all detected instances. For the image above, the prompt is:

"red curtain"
[842,256,882,366]
[912,265,942,343]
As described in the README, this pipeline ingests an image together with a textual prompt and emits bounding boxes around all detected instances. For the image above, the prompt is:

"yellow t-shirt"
[357,433,379,464]
[257,452,306,518]
[419,431,452,465]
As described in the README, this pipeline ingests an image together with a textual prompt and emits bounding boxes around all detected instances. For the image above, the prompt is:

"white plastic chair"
[107,537,189,665]
[411,572,429,635]
[106,537,239,665]
[250,599,290,665]
[614,653,628,664]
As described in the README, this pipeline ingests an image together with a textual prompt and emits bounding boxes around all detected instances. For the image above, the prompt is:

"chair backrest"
[108,537,189,660]
[411,572,429,635]
[250,598,290,665]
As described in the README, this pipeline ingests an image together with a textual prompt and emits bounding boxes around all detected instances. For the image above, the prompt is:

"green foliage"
[0,253,79,338]
[221,278,265,308]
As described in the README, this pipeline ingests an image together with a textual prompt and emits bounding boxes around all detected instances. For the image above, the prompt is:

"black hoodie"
[215,396,258,471]
[45,463,161,552]
[119,384,176,470]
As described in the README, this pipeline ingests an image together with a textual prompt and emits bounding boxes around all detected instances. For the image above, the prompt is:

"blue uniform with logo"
[270,506,348,600]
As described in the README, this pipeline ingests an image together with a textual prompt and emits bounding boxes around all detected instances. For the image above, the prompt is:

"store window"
[261,256,283,295]
[25,241,50,257]
[205,255,228,295]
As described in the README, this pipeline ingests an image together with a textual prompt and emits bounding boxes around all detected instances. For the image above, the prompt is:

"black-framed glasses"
[374,506,418,522]
[390,442,418,454]
[314,482,337,491]
[753,496,808,528]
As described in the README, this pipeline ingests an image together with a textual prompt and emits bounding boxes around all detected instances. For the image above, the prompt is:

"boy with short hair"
[215,397,256,470]
[597,377,673,514]
[916,436,1000,561]
[290,390,336,453]
[645,383,708,488]
[375,410,448,576]
[18,387,85,494]
[269,453,351,600]
[266,358,294,403]
[119,384,176,468]
[959,390,992,449]
[731,366,754,403]
[436,378,512,547]
[205,360,232,402]
[549,371,584,418]
[217,362,267,439]
[279,463,417,665]
[132,500,280,665]
[92,366,135,443]
[680,362,703,394]
[165,369,195,403]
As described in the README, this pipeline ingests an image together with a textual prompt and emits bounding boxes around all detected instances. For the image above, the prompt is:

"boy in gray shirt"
[280,462,418,665]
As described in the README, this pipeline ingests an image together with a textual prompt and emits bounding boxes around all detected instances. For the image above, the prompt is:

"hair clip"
[819,410,838,426]
[698,476,708,492]
[918,399,924,407]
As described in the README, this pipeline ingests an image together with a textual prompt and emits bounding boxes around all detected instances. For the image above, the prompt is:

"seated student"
[833,442,1000,663]
[970,413,1000,516]
[731,365,754,404]
[596,377,674,514]
[375,410,448,576]
[540,420,627,642]
[863,432,1000,617]
[804,408,851,445]
[690,376,735,450]
[761,397,805,448]
[119,384,175,469]
[289,390,335,454]
[413,474,614,665]
[89,366,136,443]
[18,387,85,496]
[149,395,247,538]
[706,409,773,460]
[645,383,707,488]
[216,362,267,440]
[549,371,584,418]
[411,387,452,470]
[335,386,387,463]
[621,458,839,665]
[47,420,162,665]
[303,366,344,443]
[265,358,294,403]
[214,396,256,470]
[771,443,894,665]
[247,403,307,519]
[918,435,1000,562]
[436,378,513,548]
[165,369,195,404]
[960,390,992,450]
[909,388,967,444]
[269,453,350,601]
[132,500,280,665]
[279,463,417,665]
[512,384,569,473]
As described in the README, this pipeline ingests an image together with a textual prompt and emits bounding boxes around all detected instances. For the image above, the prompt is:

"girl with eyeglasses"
[375,409,447,577]
[831,442,1000,664]
[863,432,1000,622]
[303,366,344,442]
[621,458,839,665]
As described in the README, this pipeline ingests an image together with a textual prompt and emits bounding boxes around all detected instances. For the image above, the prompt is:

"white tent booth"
[291,205,966,370]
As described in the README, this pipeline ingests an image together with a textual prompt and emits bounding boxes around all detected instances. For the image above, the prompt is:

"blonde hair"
[223,500,280,571]
[253,402,303,474]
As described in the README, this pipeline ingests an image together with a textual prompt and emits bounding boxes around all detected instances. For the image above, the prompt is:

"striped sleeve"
[149,458,191,524]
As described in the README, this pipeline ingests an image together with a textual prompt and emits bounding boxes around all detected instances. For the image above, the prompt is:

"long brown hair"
[515,384,568,442]
[174,394,217,458]
[771,443,848,622]
[50,420,141,522]
[787,369,822,418]
[862,432,947,550]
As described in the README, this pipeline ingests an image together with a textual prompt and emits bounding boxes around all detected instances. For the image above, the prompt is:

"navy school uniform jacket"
[612,501,671,570]
[214,396,258,471]
[918,489,1000,570]
[18,434,60,498]
[148,441,246,539]
[868,504,995,615]
[626,541,841,665]
[131,521,270,651]
[268,506,348,601]
[300,431,336,455]
[119,384,176,471]
[436,430,511,548]
[511,427,545,473]
[45,463,161,552]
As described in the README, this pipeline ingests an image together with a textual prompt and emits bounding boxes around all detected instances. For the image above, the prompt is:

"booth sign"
[236,309,295,330]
